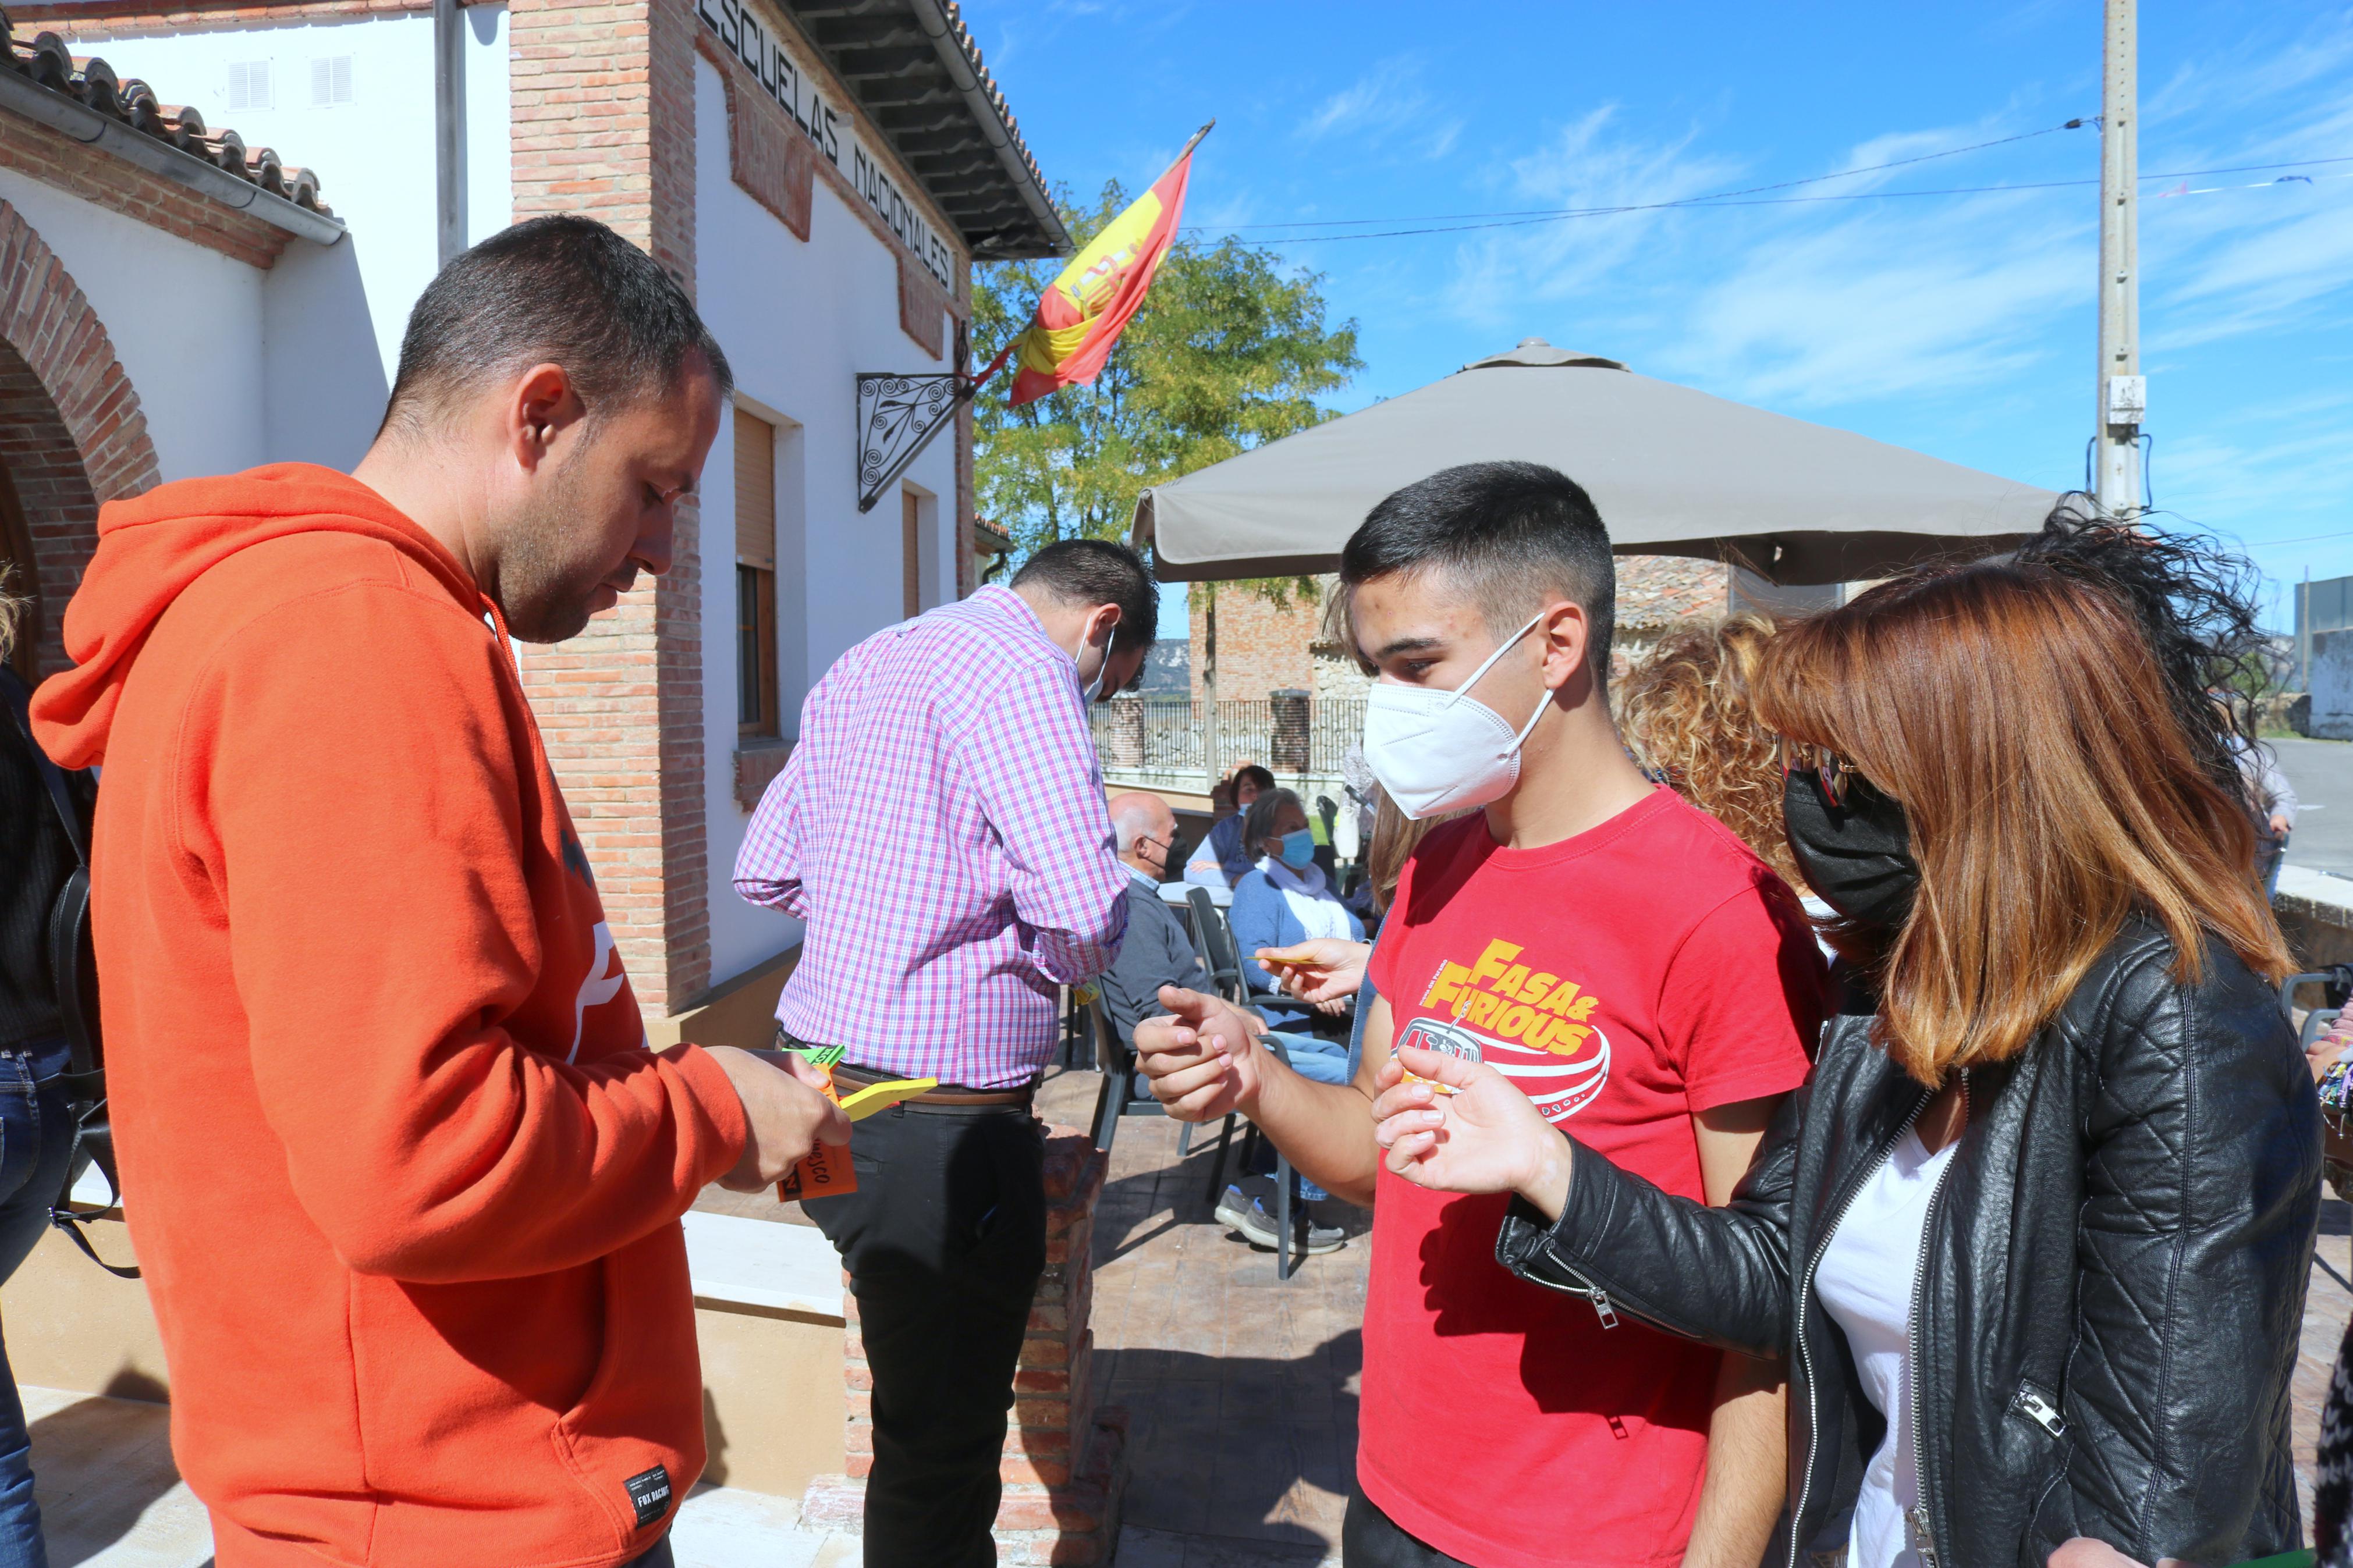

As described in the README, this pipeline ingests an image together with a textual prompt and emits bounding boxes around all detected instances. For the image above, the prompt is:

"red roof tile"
[2,12,331,212]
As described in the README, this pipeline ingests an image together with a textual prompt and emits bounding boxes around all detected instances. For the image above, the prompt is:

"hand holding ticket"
[702,1045,851,1193]
[771,1043,936,1200]
[1254,939,1372,1005]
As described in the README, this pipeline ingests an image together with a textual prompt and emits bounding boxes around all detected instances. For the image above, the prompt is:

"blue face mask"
[1277,829,1318,869]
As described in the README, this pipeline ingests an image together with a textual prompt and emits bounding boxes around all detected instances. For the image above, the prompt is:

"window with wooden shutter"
[735,409,779,737]
[902,489,922,620]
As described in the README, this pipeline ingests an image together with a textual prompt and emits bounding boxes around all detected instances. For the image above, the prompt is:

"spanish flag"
[1003,123,1211,408]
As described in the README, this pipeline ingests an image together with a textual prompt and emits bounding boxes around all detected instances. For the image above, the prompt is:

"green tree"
[971,181,1362,574]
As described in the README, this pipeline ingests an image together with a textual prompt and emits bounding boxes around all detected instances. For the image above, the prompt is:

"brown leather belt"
[824,1057,1037,1110]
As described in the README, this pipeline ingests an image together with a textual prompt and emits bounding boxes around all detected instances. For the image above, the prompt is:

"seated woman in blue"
[1184,765,1274,888]
[1229,788,1364,1037]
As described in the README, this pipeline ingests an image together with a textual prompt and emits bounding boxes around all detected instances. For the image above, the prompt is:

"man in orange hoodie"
[30,215,846,1568]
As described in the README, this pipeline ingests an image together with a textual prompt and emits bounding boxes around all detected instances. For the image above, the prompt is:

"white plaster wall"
[463,5,513,243]
[0,173,268,481]
[693,52,961,986]
[63,14,443,394]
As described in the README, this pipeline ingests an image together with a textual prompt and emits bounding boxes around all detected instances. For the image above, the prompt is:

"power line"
[1195,152,2353,246]
[2238,528,2353,549]
[1191,118,2093,233]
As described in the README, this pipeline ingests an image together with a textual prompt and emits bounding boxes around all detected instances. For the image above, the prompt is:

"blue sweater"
[1228,866,1365,1029]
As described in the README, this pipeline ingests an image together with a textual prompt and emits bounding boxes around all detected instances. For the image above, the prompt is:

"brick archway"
[0,198,161,675]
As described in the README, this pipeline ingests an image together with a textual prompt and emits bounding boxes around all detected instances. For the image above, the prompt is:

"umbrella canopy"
[1133,339,2059,586]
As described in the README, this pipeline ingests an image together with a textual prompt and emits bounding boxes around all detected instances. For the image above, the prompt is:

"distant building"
[2296,573,2352,689]
[2313,629,2353,741]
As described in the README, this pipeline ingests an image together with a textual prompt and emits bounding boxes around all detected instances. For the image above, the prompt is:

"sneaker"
[1254,1197,1347,1256]
[1216,1183,1279,1247]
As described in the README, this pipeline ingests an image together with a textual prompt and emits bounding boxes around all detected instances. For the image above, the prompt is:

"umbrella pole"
[1201,586,1221,792]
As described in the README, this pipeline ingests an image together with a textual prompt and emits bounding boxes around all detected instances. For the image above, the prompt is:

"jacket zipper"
[1784,1086,1933,1568]
[1521,1249,1621,1328]
[1905,1072,1968,1568]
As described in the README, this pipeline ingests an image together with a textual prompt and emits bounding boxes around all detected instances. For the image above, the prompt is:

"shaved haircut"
[1339,461,1616,688]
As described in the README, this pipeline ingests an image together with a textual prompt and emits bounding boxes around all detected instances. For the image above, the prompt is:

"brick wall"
[507,0,710,1012]
[0,198,162,675]
[1189,586,1322,703]
[0,112,292,268]
[1193,559,1736,705]
[1616,555,1729,629]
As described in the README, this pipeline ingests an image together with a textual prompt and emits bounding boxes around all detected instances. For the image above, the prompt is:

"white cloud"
[1663,196,2091,408]
[1442,106,1745,332]
[1297,56,1464,161]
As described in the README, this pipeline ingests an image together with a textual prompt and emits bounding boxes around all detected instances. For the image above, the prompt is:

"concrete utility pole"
[2093,0,2145,515]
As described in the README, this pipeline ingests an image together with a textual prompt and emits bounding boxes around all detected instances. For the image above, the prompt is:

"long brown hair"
[1620,616,1798,886]
[1754,561,2289,1085]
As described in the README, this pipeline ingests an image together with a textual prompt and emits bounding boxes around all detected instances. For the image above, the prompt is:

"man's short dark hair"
[1339,461,1615,685]
[381,215,733,436]
[1010,539,1159,653]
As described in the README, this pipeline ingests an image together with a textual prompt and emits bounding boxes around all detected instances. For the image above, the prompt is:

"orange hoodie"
[31,464,748,1567]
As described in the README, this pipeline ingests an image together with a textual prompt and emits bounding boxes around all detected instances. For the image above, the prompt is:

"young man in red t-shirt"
[1133,461,1826,1568]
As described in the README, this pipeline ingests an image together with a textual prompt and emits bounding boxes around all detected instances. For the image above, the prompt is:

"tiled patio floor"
[1033,1067,1369,1568]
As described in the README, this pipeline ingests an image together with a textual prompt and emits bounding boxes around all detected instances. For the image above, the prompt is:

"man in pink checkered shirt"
[734,539,1154,1567]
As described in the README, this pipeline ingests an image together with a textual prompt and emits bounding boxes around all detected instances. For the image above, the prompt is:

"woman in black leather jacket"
[1371,517,2317,1568]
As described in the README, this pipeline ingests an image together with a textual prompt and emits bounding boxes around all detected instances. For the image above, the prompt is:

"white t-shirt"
[1813,1127,1958,1568]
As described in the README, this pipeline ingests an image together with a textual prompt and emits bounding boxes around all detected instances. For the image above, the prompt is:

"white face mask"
[1361,614,1552,819]
[1078,624,1114,704]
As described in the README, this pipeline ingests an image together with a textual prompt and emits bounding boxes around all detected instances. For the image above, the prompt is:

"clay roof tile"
[0,17,331,216]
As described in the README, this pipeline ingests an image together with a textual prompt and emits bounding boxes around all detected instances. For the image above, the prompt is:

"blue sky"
[967,1,2353,638]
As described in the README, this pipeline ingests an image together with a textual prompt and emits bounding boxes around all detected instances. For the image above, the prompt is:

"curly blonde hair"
[1619,615,1798,886]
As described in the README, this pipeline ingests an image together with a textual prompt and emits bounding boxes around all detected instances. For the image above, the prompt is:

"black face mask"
[1781,771,1919,930]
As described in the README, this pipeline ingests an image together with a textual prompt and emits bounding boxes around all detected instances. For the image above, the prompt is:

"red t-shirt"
[1360,788,1826,1568]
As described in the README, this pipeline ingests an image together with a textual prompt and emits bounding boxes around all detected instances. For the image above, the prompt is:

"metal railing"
[1091,696,1365,784]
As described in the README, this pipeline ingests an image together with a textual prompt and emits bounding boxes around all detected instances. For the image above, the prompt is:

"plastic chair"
[1181,888,1304,1279]
[1085,991,1166,1159]
[1184,886,1294,1015]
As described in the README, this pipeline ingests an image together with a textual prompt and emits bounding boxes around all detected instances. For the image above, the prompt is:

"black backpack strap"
[49,1153,137,1280]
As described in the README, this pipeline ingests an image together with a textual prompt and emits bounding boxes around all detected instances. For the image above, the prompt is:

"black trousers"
[1343,1486,1474,1567]
[804,1098,1048,1568]
[625,1537,674,1567]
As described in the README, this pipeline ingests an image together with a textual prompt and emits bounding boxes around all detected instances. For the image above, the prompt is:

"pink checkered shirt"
[734,585,1129,1088]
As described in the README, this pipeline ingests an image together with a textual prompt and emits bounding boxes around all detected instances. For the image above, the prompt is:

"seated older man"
[1100,792,1346,1254]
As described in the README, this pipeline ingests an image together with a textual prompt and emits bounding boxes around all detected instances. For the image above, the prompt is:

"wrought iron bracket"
[856,372,974,514]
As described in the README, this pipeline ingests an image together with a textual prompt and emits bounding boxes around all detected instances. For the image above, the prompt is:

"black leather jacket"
[1496,920,2317,1568]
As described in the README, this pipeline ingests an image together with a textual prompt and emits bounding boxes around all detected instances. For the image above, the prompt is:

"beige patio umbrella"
[1132,339,2059,586]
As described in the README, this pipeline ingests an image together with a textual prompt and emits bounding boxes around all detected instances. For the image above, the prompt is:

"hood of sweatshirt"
[31,464,480,769]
